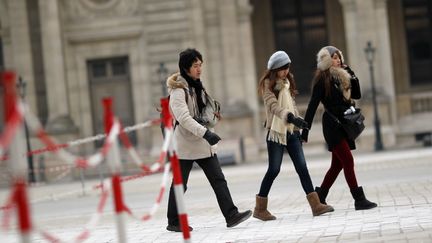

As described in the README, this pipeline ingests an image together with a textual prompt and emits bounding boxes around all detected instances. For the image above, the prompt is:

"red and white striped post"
[2,71,32,243]
[103,97,127,243]
[161,98,191,242]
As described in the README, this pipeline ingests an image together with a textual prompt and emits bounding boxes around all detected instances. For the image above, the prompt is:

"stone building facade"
[0,0,431,180]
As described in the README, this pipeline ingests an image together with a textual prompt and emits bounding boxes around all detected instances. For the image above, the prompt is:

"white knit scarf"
[268,79,296,145]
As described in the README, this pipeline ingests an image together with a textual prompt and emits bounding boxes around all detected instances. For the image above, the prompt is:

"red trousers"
[321,139,358,189]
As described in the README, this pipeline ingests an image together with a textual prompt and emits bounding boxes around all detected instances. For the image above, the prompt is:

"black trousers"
[167,155,238,226]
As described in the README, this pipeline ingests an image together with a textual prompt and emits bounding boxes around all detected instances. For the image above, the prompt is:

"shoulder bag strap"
[324,108,341,124]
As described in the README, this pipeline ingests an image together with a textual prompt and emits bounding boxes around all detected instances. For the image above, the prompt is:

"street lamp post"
[17,77,36,182]
[364,41,384,151]
[158,62,168,97]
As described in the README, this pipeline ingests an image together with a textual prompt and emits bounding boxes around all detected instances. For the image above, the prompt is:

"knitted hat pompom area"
[267,51,291,70]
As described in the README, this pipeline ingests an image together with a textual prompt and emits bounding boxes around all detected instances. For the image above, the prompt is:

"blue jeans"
[258,131,314,197]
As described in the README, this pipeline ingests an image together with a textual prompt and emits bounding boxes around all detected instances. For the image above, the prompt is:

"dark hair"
[178,48,206,113]
[257,64,298,97]
[178,48,203,77]
[312,69,332,97]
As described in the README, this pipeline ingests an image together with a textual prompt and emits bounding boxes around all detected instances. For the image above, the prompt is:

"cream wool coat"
[166,73,216,160]
[262,79,300,132]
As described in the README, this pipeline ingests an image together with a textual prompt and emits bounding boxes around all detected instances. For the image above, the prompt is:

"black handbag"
[325,108,365,140]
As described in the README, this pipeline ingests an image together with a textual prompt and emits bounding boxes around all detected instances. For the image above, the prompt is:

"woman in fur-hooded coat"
[301,46,377,211]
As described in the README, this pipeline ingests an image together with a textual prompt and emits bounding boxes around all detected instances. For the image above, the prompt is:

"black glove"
[203,129,221,145]
[301,129,309,143]
[343,65,355,76]
[286,113,309,129]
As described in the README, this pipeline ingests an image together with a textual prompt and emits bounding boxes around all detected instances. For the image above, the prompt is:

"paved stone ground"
[1,147,432,242]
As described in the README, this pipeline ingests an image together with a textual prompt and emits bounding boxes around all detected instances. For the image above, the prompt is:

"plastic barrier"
[2,71,32,243]
[1,71,190,242]
[161,98,192,242]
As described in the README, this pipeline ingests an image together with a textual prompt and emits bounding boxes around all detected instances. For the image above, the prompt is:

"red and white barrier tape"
[23,103,120,169]
[119,123,172,173]
[1,188,16,231]
[122,162,171,222]
[38,183,110,243]
[0,119,160,162]
[170,151,191,242]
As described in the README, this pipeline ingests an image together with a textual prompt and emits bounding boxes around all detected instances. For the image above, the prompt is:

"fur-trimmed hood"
[166,72,188,93]
[317,46,352,101]
[317,46,345,71]
[329,66,352,101]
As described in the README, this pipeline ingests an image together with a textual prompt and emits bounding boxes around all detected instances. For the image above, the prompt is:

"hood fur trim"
[329,66,352,101]
[317,46,345,71]
[166,72,188,93]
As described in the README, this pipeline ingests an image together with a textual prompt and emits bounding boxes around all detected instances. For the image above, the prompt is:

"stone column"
[339,0,397,145]
[339,0,396,105]
[237,0,260,139]
[338,0,363,76]
[218,0,245,104]
[373,0,397,125]
[189,0,209,84]
[39,0,75,133]
[6,0,37,112]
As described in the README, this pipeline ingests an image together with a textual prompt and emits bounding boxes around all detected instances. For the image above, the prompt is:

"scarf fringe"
[268,130,287,145]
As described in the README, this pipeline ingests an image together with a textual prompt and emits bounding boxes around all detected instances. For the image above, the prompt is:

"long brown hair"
[258,65,298,97]
[312,69,332,97]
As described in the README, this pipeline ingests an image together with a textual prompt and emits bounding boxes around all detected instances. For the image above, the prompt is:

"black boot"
[315,187,329,205]
[226,210,252,228]
[166,225,193,232]
[350,186,377,210]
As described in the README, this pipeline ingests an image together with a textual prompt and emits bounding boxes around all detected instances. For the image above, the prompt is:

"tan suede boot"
[253,195,276,221]
[306,192,334,216]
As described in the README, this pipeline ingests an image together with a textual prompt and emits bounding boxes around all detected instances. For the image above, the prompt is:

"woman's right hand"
[343,65,355,76]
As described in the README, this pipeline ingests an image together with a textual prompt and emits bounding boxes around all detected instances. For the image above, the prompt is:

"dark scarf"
[180,69,205,114]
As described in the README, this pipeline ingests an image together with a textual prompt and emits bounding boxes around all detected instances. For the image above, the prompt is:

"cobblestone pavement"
[1,148,432,242]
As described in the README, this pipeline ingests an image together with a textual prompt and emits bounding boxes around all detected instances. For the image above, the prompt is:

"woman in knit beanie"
[254,51,334,220]
[301,46,377,210]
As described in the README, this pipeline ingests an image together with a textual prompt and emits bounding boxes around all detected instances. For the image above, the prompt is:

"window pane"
[111,59,127,76]
[403,0,432,86]
[91,62,107,78]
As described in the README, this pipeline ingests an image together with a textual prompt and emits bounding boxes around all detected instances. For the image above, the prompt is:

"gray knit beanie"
[316,46,345,71]
[267,51,291,70]
[325,46,338,57]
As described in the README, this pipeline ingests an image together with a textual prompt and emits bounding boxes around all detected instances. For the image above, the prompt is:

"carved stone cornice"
[61,0,140,24]
[66,24,142,44]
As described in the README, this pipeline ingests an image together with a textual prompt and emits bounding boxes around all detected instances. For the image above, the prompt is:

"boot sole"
[355,204,377,210]
[313,206,335,216]
[253,214,276,221]
[227,211,252,228]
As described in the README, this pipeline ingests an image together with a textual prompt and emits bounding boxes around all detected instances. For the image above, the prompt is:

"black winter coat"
[301,68,361,151]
